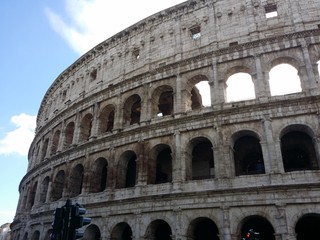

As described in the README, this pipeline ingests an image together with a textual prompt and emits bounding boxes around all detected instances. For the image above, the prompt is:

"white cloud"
[45,0,186,55]
[0,114,36,156]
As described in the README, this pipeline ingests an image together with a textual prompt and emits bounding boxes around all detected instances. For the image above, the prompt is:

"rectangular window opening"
[133,49,140,60]
[229,41,238,47]
[190,26,201,40]
[265,4,278,18]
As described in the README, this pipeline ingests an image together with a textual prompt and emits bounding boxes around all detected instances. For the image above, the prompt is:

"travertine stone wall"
[11,0,320,240]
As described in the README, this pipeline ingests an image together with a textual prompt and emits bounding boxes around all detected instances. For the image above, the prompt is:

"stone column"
[261,117,283,174]
[133,211,143,240]
[140,83,150,126]
[89,102,99,140]
[175,74,183,115]
[254,54,270,98]
[222,207,232,240]
[113,93,123,131]
[81,155,91,194]
[56,120,65,153]
[137,140,148,185]
[211,61,225,108]
[301,40,317,91]
[275,204,289,240]
[213,126,227,178]
[46,180,53,204]
[72,112,82,146]
[173,130,183,191]
[172,208,183,240]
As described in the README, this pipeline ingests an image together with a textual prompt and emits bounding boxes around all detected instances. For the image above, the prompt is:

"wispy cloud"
[45,0,186,55]
[0,114,36,156]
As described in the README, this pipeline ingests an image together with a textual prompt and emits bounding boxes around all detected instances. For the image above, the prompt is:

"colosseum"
[11,0,320,239]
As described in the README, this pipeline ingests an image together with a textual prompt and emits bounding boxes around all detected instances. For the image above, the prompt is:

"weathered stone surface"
[11,0,320,239]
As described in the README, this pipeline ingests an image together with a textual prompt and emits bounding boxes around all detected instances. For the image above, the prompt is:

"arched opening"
[158,90,174,116]
[187,217,220,240]
[192,81,211,109]
[68,164,84,197]
[240,215,275,240]
[295,213,320,240]
[51,130,61,154]
[31,231,40,240]
[187,75,211,111]
[124,94,141,125]
[80,113,93,142]
[190,138,215,180]
[269,64,302,96]
[51,170,65,201]
[146,220,172,240]
[99,105,115,133]
[226,73,255,102]
[83,224,101,240]
[111,222,132,240]
[151,85,174,117]
[41,138,49,160]
[155,145,172,184]
[117,151,137,188]
[39,176,49,203]
[233,134,265,176]
[281,130,319,172]
[90,158,108,193]
[148,144,173,184]
[64,122,75,148]
[27,181,37,209]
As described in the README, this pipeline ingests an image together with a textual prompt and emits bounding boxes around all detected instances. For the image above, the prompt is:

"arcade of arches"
[26,214,320,240]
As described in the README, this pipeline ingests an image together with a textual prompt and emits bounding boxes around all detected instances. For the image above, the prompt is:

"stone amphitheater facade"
[11,0,320,239]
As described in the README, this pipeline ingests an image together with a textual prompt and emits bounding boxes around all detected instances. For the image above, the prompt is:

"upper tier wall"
[36,0,320,130]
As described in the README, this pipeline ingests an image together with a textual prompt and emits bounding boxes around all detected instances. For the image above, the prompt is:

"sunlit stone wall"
[12,0,320,239]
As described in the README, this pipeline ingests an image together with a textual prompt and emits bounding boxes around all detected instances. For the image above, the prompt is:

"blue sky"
[0,0,186,224]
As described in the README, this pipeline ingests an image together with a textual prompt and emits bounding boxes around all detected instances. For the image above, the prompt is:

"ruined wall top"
[36,0,320,130]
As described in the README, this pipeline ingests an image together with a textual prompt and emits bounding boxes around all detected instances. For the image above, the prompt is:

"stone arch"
[185,137,214,180]
[31,230,40,240]
[269,63,302,96]
[80,113,93,142]
[267,56,301,72]
[50,170,65,201]
[98,104,115,133]
[68,164,84,197]
[51,130,61,154]
[149,144,173,184]
[186,74,211,110]
[232,130,265,176]
[295,213,320,240]
[280,124,319,172]
[238,215,275,240]
[224,66,256,102]
[186,217,220,240]
[116,150,137,188]
[27,181,38,210]
[111,222,133,240]
[90,157,108,193]
[123,94,141,125]
[64,121,75,148]
[145,219,172,240]
[151,85,174,117]
[39,176,50,203]
[83,224,101,240]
